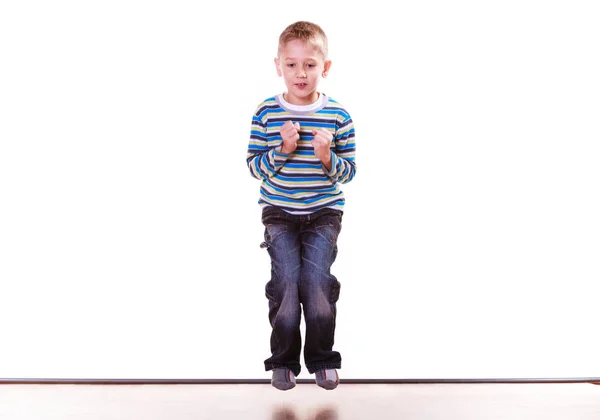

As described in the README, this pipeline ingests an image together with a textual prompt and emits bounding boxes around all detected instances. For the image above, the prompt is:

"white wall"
[1,0,598,379]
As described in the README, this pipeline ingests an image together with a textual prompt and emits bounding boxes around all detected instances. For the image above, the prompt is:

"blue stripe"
[275,174,329,182]
[336,143,355,150]
[247,145,268,152]
[284,163,323,168]
[261,189,342,204]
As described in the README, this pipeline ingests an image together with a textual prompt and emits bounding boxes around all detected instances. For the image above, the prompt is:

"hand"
[311,128,333,166]
[280,121,300,154]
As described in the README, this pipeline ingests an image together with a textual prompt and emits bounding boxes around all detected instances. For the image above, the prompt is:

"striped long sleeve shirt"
[246,93,356,214]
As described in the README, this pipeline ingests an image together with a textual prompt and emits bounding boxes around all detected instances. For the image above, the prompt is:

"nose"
[296,68,307,78]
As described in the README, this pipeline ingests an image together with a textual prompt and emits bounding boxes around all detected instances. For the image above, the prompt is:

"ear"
[322,60,332,78]
[274,57,283,77]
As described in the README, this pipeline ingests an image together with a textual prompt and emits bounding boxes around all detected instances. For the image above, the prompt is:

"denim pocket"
[264,223,288,244]
[314,215,341,245]
[314,211,342,230]
[262,207,289,245]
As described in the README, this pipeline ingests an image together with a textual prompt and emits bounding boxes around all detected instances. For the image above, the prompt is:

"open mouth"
[295,83,308,88]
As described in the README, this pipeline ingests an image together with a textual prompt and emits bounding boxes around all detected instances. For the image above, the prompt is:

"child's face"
[275,39,331,105]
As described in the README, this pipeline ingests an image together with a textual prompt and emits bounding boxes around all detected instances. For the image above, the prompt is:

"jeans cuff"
[265,363,301,377]
[306,363,341,374]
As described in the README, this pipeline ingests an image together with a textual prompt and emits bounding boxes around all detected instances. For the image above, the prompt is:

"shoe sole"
[272,381,296,391]
[315,379,338,390]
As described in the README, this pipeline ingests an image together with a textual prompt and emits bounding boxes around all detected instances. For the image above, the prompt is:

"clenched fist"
[311,128,333,168]
[280,120,300,154]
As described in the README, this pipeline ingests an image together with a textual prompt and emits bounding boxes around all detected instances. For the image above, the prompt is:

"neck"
[284,92,320,105]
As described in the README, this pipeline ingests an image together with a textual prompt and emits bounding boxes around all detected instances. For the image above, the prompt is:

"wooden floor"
[0,383,598,419]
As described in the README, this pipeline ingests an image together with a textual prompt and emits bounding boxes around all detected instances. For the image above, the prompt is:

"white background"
[1,0,599,379]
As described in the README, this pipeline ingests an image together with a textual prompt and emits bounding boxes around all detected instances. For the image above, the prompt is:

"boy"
[246,21,356,391]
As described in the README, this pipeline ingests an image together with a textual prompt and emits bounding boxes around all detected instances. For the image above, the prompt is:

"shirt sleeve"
[246,107,290,180]
[325,113,356,183]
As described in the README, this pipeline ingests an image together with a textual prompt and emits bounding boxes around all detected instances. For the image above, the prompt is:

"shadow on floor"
[272,406,338,420]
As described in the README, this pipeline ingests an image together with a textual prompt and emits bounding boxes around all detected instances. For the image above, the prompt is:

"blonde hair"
[277,21,328,59]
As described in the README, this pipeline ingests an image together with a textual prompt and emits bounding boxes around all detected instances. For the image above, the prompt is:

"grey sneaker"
[271,368,296,391]
[314,369,339,390]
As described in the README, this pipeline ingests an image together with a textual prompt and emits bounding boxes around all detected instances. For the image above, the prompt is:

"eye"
[307,64,316,68]
[287,63,295,68]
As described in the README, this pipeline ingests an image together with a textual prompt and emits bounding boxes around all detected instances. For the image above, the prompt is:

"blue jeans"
[261,206,343,376]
